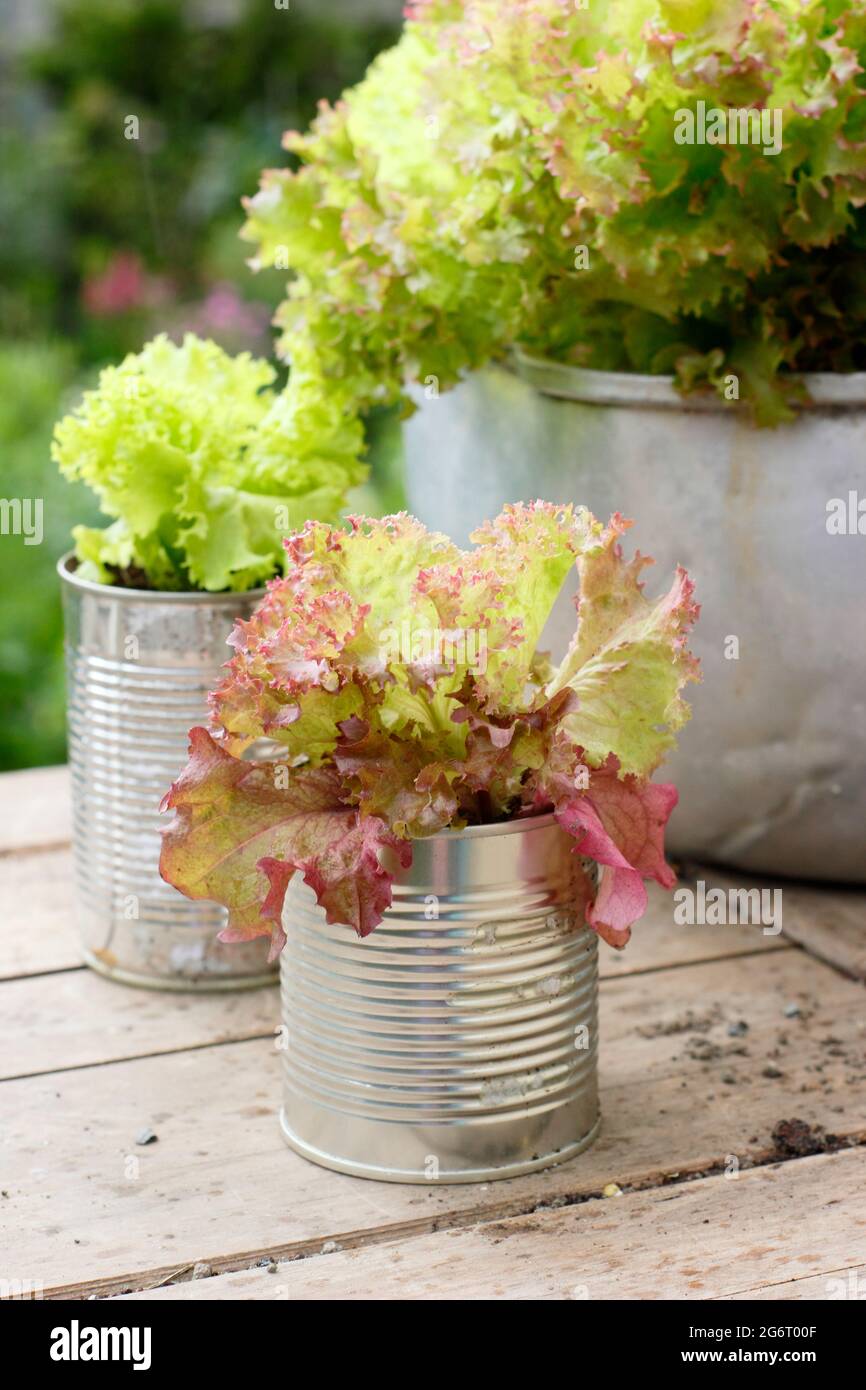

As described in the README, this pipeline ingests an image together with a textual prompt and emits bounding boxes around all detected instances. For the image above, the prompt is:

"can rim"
[56,551,268,605]
[420,809,559,841]
[513,348,866,412]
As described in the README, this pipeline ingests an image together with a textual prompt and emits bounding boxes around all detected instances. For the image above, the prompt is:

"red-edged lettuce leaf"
[210,501,607,783]
[526,742,678,949]
[159,727,412,956]
[332,717,460,837]
[546,513,700,778]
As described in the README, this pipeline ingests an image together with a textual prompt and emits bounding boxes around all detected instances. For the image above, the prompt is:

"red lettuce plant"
[160,502,699,956]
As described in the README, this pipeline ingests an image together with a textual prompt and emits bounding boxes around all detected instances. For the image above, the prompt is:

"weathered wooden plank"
[0,855,791,1075]
[720,1265,866,1301]
[0,762,791,980]
[0,848,80,979]
[0,766,70,853]
[1,767,857,985]
[0,970,278,1080]
[2,947,863,1297]
[779,883,866,983]
[114,1148,866,1301]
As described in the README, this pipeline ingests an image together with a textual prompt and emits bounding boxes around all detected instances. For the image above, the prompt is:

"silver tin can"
[280,813,599,1183]
[58,555,276,990]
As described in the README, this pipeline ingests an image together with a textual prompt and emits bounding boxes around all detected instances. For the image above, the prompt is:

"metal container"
[58,556,276,990]
[280,813,599,1183]
[404,356,866,882]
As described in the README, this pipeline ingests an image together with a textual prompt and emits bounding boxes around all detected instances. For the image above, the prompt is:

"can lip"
[513,348,866,412]
[56,551,268,605]
[421,809,559,842]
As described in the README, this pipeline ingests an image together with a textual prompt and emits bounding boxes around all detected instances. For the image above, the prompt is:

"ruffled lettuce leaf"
[162,503,699,952]
[465,503,607,709]
[209,503,599,756]
[159,726,411,955]
[53,334,362,591]
[526,737,679,948]
[545,513,701,777]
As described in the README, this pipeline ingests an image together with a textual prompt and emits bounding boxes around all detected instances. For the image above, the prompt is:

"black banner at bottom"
[7,1294,862,1375]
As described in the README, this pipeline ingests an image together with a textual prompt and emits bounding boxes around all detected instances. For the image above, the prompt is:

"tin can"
[280,813,599,1183]
[58,555,276,990]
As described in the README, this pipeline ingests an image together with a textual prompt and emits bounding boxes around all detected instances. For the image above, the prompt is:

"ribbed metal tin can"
[280,813,599,1183]
[58,556,276,990]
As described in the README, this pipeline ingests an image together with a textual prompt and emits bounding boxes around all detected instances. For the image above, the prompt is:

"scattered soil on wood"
[769,1118,843,1160]
[638,1006,723,1039]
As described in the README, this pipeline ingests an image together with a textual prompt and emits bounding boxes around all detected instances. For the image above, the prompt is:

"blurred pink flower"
[180,283,271,344]
[82,252,171,317]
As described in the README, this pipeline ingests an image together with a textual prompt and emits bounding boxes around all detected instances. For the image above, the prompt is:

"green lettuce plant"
[52,333,364,591]
[241,0,866,484]
[160,502,699,954]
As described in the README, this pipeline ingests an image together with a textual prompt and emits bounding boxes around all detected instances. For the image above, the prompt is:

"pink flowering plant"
[160,502,699,956]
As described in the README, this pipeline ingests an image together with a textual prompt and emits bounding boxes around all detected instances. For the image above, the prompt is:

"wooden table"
[2,765,865,1302]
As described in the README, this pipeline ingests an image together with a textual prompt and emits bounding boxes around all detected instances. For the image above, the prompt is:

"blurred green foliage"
[1,0,401,770]
[6,0,400,357]
[0,343,101,769]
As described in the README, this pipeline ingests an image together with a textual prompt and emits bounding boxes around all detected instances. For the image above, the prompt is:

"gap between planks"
[716,1263,866,1301]
[109,1147,866,1302]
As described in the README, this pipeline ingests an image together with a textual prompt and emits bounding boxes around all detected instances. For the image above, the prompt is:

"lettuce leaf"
[160,726,411,954]
[161,503,699,953]
[545,513,701,777]
[53,334,363,591]
[526,738,679,948]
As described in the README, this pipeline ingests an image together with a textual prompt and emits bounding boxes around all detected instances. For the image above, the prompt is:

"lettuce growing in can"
[52,333,364,592]
[160,501,700,954]
[241,0,866,502]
